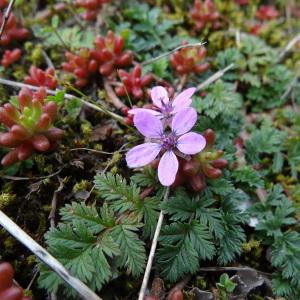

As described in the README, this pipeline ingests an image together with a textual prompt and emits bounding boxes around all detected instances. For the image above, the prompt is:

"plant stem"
[278,32,300,61]
[141,42,206,66]
[138,187,170,300]
[0,210,103,300]
[196,64,235,91]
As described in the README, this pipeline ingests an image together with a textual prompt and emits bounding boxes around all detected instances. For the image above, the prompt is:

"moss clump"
[0,193,16,210]
[73,180,91,192]
[26,43,44,66]
[26,255,36,266]
[194,276,208,290]
[4,236,16,250]
[81,121,92,137]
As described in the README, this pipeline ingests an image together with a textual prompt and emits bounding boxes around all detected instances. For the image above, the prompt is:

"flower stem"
[138,187,170,300]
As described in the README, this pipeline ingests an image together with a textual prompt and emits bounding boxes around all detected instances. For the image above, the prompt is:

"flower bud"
[203,129,215,145]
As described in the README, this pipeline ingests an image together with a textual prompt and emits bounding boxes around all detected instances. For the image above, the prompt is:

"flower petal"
[126,143,161,168]
[158,150,178,186]
[128,108,161,116]
[151,86,169,108]
[171,107,197,136]
[172,87,196,112]
[134,111,163,138]
[177,132,206,154]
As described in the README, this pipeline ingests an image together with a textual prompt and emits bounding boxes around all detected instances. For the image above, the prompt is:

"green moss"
[73,180,91,192]
[34,155,46,172]
[26,255,36,266]
[81,121,92,137]
[4,236,16,250]
[12,67,26,81]
[0,193,16,210]
[29,44,44,66]
[242,238,263,261]
[194,276,208,290]
[110,166,118,175]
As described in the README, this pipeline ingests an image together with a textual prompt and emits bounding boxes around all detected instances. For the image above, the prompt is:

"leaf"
[139,196,160,238]
[39,220,116,296]
[272,232,300,279]
[217,213,246,265]
[157,222,215,281]
[46,91,65,105]
[60,202,105,234]
[193,80,242,119]
[233,166,264,188]
[94,173,140,214]
[110,223,146,276]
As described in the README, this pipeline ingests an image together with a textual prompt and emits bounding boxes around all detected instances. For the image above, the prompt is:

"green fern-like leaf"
[217,213,246,265]
[157,222,215,281]
[110,223,146,276]
[94,173,140,213]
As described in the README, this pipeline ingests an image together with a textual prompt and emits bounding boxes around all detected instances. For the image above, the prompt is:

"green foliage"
[94,173,160,237]
[232,166,264,188]
[39,173,156,297]
[157,221,215,281]
[215,34,293,111]
[247,64,293,109]
[216,273,237,300]
[32,25,95,49]
[249,185,300,299]
[158,185,247,281]
[110,2,186,58]
[193,80,242,119]
[245,120,286,164]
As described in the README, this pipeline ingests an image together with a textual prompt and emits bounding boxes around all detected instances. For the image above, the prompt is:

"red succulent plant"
[24,66,58,90]
[170,42,210,75]
[0,0,7,8]
[256,5,279,21]
[1,49,21,68]
[115,66,153,100]
[76,0,111,20]
[0,13,29,46]
[0,88,64,166]
[235,0,248,5]
[0,262,32,300]
[190,0,221,31]
[61,49,98,87]
[90,31,133,76]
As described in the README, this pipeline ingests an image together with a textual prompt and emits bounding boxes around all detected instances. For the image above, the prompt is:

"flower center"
[161,133,177,150]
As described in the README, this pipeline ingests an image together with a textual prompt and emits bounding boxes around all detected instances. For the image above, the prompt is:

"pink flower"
[128,86,196,120]
[126,108,206,186]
